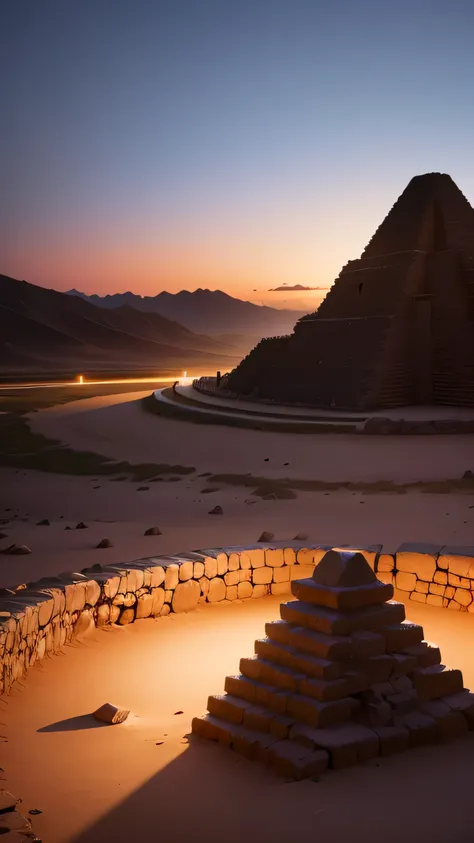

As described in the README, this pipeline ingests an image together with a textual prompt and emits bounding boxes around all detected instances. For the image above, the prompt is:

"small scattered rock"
[258,531,274,542]
[1,544,32,556]
[156,741,164,746]
[93,486,101,490]
[65,526,72,530]
[144,527,162,536]
[264,458,269,462]
[29,809,43,816]
[463,470,474,479]
[208,506,223,515]
[293,532,308,541]
[36,519,50,526]
[174,710,184,715]
[284,462,289,466]
[137,486,149,492]
[97,538,113,549]
[75,522,88,530]
[93,703,130,724]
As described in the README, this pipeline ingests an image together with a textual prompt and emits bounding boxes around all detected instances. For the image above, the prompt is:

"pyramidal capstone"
[192,549,474,779]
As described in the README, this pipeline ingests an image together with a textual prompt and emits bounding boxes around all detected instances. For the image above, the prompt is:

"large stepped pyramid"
[227,173,474,409]
[192,550,474,780]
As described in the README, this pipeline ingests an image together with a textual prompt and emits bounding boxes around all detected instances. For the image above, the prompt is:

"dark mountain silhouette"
[0,275,238,374]
[66,288,307,341]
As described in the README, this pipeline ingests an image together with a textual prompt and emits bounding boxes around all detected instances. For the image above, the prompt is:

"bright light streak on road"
[0,375,203,391]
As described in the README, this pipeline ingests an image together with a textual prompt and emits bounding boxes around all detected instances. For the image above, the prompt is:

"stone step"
[289,721,380,769]
[441,690,474,728]
[280,599,405,636]
[287,625,353,660]
[401,641,441,668]
[243,653,362,702]
[291,577,393,612]
[254,637,345,680]
[411,665,464,701]
[383,622,424,651]
[393,710,438,747]
[192,714,329,779]
[420,699,469,742]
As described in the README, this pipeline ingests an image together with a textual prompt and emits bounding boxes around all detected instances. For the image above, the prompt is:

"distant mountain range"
[66,288,307,348]
[0,275,240,375]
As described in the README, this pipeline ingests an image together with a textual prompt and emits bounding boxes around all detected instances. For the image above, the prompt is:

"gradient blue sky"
[2,0,474,310]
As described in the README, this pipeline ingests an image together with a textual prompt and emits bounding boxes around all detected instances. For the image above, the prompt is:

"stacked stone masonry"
[1,541,474,699]
[192,550,474,779]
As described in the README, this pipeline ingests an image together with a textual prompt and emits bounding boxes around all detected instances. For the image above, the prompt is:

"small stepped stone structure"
[227,173,474,409]
[192,549,474,779]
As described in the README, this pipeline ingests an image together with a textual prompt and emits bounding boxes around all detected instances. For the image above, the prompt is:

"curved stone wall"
[1,541,474,700]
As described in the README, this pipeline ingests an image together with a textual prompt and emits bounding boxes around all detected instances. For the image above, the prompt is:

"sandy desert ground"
[1,388,474,843]
[2,592,474,843]
[0,389,473,588]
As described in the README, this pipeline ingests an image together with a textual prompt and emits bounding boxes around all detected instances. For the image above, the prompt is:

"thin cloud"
[268,284,328,292]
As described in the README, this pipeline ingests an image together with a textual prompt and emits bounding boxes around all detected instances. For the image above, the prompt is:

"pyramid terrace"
[227,173,474,410]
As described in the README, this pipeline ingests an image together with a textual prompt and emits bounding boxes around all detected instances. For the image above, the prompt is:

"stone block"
[193,561,205,579]
[239,553,251,570]
[288,625,351,660]
[265,620,291,644]
[268,740,328,780]
[281,599,405,637]
[65,581,87,613]
[393,711,437,747]
[224,674,258,702]
[426,594,443,607]
[415,581,429,594]
[226,586,238,601]
[207,694,250,725]
[192,714,232,745]
[377,572,393,585]
[228,553,240,572]
[243,704,273,732]
[224,571,239,586]
[265,548,284,567]
[204,556,218,579]
[283,547,296,565]
[373,724,409,755]
[271,583,290,596]
[149,565,165,587]
[237,582,252,599]
[292,578,393,612]
[245,549,265,568]
[136,592,153,619]
[438,546,474,579]
[208,578,226,603]
[420,699,468,742]
[286,694,355,729]
[448,573,470,588]
[411,592,426,603]
[269,713,294,740]
[395,571,416,592]
[441,690,474,727]
[151,587,165,616]
[412,665,464,701]
[434,570,447,585]
[200,576,210,598]
[217,555,228,576]
[74,609,95,639]
[454,588,472,607]
[290,721,378,768]
[164,564,179,590]
[290,564,314,580]
[172,580,200,613]
[118,608,135,625]
[429,582,445,596]
[178,561,194,582]
[164,590,173,603]
[377,554,394,572]
[273,567,290,583]
[252,584,270,599]
[85,580,101,606]
[402,641,441,668]
[396,543,440,581]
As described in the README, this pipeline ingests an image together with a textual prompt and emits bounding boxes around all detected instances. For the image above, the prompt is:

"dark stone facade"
[228,173,474,409]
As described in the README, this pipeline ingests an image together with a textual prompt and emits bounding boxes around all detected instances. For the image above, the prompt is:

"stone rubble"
[192,549,474,779]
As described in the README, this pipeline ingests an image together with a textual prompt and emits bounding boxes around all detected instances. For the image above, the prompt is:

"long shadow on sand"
[68,733,474,843]
[37,714,108,732]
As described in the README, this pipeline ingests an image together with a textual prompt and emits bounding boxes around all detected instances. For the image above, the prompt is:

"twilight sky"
[2,0,474,311]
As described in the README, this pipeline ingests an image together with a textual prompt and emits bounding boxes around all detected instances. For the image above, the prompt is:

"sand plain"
[1,592,474,843]
[1,390,474,843]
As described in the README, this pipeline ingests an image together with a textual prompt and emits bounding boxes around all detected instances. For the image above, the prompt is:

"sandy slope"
[0,392,473,588]
[2,593,473,843]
